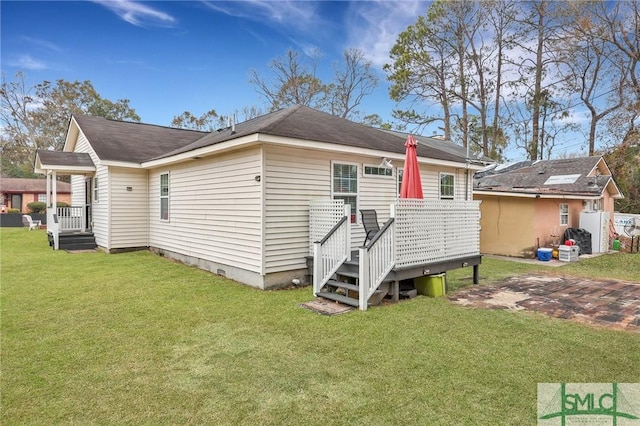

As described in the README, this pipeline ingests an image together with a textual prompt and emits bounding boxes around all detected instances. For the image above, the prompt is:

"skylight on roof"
[543,174,581,185]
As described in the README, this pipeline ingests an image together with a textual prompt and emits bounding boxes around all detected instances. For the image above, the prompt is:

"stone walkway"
[449,274,640,332]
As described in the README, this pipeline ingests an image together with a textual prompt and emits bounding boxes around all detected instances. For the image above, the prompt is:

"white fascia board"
[604,178,624,199]
[257,134,480,170]
[140,134,261,169]
[140,132,480,170]
[473,190,600,200]
[34,165,96,174]
[62,116,80,152]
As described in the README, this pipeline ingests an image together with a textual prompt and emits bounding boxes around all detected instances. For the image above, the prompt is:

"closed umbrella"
[399,135,423,199]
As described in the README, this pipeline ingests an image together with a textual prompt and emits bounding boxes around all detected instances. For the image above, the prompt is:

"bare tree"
[171,109,226,131]
[323,48,378,120]
[249,49,324,111]
[1,72,139,177]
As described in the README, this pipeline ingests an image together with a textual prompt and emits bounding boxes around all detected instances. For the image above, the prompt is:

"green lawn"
[1,228,639,425]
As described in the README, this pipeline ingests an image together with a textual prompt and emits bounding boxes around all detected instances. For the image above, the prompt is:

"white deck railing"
[56,206,85,232]
[310,198,481,311]
[311,202,351,295]
[394,199,481,268]
[359,217,395,311]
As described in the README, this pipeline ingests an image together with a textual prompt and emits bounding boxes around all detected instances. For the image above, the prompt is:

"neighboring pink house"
[0,178,71,213]
[474,156,624,257]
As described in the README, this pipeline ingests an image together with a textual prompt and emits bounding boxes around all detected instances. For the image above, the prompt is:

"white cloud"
[344,0,426,69]
[202,0,317,32]
[21,36,63,53]
[204,0,315,28]
[92,0,176,27]
[10,54,48,70]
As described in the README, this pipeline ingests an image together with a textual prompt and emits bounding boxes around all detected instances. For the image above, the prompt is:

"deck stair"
[48,232,97,251]
[316,253,391,308]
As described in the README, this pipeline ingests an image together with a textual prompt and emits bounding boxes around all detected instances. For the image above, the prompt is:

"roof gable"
[70,115,208,163]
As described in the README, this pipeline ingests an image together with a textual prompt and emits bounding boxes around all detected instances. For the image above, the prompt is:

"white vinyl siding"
[109,167,148,249]
[92,165,109,247]
[71,130,109,249]
[264,147,473,275]
[264,146,331,273]
[420,167,468,200]
[264,147,399,274]
[148,148,263,273]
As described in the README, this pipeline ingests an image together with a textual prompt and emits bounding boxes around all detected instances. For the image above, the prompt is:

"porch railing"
[359,217,395,311]
[394,199,481,268]
[310,201,351,295]
[56,206,85,232]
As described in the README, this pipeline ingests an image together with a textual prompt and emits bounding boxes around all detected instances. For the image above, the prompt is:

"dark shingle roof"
[36,150,95,169]
[0,178,70,193]
[154,105,466,163]
[71,106,476,165]
[474,156,611,196]
[72,115,208,163]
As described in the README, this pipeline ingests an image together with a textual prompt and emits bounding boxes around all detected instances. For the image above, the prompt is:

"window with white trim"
[592,198,603,211]
[439,173,455,200]
[93,177,99,202]
[559,203,569,226]
[397,168,404,196]
[160,173,169,221]
[38,194,47,203]
[364,165,393,177]
[332,163,358,223]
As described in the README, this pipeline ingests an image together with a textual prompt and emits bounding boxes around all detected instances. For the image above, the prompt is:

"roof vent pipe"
[231,114,236,134]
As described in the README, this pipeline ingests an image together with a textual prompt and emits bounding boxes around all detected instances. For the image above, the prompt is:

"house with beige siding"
[34,106,488,308]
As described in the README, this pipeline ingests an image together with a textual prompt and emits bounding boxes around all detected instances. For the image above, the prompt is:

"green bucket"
[414,273,446,297]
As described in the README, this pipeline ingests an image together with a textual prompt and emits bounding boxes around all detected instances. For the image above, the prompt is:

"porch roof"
[34,150,96,174]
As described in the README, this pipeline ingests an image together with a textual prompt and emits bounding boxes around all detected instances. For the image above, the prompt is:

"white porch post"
[46,171,51,207]
[51,171,59,250]
[52,171,57,208]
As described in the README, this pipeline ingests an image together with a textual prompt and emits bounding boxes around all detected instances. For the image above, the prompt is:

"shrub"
[27,202,46,214]
[56,202,69,208]
[8,209,20,214]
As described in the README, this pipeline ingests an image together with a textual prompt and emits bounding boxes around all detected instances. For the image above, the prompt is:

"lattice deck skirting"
[309,200,345,255]
[394,199,480,268]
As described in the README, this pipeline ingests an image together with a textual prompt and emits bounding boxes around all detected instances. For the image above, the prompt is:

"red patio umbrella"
[399,135,423,199]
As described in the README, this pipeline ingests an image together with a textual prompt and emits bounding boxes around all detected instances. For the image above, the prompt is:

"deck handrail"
[318,215,348,245]
[359,217,395,311]
[312,205,351,295]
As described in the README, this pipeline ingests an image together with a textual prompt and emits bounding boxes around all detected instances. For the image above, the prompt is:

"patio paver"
[449,274,640,332]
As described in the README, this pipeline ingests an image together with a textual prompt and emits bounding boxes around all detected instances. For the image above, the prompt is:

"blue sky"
[1,1,425,131]
[2,1,608,161]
